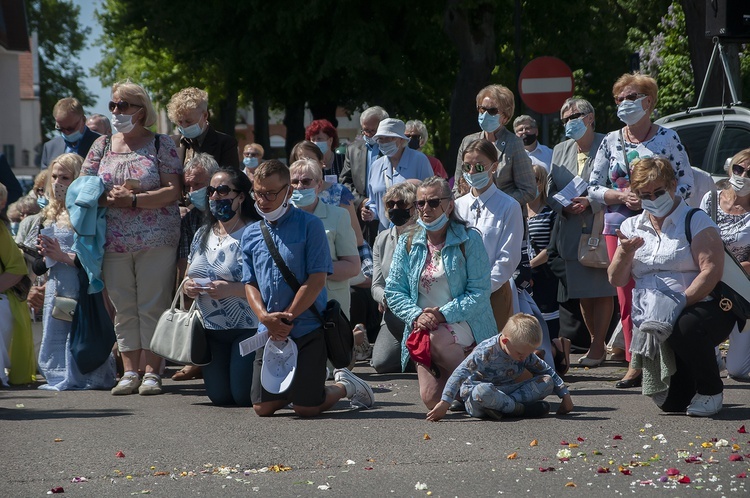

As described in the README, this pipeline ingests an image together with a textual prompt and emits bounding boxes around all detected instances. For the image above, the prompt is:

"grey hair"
[289,158,323,182]
[418,176,467,228]
[184,152,219,177]
[405,119,428,144]
[513,115,537,129]
[560,97,595,121]
[360,106,389,124]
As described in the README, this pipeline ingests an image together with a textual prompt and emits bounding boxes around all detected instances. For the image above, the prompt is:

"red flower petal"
[620,469,632,476]
[613,435,623,440]
[50,487,64,494]
[539,466,555,472]
[577,437,585,442]
[666,468,680,476]
[678,475,691,484]
[729,454,744,462]
[560,440,569,445]
[739,425,747,434]
[737,472,747,478]
[115,451,125,458]
[597,467,610,473]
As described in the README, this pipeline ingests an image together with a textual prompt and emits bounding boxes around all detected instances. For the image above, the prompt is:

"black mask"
[521,134,537,146]
[388,208,411,227]
[408,136,420,150]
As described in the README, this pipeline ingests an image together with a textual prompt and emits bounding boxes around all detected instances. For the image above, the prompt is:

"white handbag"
[150,279,211,366]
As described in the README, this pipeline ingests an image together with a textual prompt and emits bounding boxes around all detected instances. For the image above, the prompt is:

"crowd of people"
[0,71,748,421]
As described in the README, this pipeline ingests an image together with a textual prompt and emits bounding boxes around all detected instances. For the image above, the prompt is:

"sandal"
[552,337,571,376]
[172,365,203,381]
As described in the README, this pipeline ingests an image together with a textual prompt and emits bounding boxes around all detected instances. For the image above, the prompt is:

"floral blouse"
[319,182,354,207]
[701,190,750,263]
[81,134,183,253]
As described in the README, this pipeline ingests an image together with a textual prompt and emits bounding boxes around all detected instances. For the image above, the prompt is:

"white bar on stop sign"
[521,77,573,94]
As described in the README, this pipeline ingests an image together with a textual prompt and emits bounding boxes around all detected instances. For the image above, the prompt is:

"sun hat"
[261,337,298,394]
[374,118,407,140]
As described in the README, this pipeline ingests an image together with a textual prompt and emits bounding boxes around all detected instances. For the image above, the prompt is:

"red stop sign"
[518,57,574,115]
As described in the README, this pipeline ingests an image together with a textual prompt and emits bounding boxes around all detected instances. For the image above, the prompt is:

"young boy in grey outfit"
[427,313,574,421]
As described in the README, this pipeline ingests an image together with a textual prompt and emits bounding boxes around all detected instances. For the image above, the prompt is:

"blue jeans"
[203,328,256,407]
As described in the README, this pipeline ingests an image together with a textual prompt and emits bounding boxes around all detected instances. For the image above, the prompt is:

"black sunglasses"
[416,197,450,209]
[385,200,411,209]
[636,188,667,201]
[561,112,586,124]
[732,164,750,176]
[476,106,500,116]
[461,162,488,173]
[108,100,143,112]
[207,185,241,197]
[614,92,646,105]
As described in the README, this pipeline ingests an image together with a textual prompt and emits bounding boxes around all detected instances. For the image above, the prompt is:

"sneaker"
[354,338,373,361]
[333,368,374,408]
[448,400,466,412]
[138,373,163,396]
[111,372,140,395]
[521,401,551,418]
[686,392,723,417]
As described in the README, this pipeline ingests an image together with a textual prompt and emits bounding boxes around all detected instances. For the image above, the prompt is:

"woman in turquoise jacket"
[386,176,496,409]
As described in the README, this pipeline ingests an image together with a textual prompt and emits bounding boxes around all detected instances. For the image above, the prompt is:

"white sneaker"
[333,368,374,408]
[686,392,723,417]
[111,372,140,395]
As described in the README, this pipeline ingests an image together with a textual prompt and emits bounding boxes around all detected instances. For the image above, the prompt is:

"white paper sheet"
[552,176,588,207]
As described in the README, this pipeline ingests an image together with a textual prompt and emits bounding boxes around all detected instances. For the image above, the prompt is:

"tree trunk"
[309,102,339,128]
[252,95,271,155]
[284,102,306,160]
[444,0,496,177]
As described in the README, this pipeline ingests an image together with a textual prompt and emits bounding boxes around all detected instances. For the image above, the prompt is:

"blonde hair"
[245,143,264,157]
[0,183,7,210]
[532,164,548,205]
[613,72,658,114]
[289,158,322,182]
[112,80,157,127]
[501,313,543,347]
[33,170,50,196]
[52,97,84,120]
[43,153,82,228]
[476,84,515,125]
[167,87,208,124]
[629,156,676,192]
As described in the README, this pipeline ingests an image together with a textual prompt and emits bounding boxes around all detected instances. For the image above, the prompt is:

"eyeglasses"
[244,151,261,158]
[614,93,646,105]
[291,178,316,188]
[477,106,500,116]
[251,184,289,201]
[207,185,241,197]
[636,188,667,201]
[385,199,411,209]
[416,197,450,209]
[108,100,143,112]
[561,112,586,124]
[54,119,82,135]
[732,164,750,176]
[461,162,488,173]
[361,128,377,136]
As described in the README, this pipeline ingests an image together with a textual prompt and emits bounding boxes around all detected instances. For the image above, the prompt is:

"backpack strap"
[685,208,700,243]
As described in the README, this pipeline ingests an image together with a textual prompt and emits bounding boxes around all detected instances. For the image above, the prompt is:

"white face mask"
[730,174,750,196]
[617,97,647,126]
[111,111,139,134]
[641,191,674,218]
[255,186,291,222]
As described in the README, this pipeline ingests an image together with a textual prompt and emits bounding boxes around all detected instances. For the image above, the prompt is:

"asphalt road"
[1,356,749,497]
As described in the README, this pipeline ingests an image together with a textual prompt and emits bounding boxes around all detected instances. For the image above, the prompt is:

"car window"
[670,123,715,172]
[714,125,750,175]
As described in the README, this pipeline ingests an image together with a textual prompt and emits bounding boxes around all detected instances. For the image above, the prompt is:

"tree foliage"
[27,0,96,137]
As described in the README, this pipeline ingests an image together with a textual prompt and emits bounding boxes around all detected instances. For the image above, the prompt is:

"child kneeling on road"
[427,313,574,421]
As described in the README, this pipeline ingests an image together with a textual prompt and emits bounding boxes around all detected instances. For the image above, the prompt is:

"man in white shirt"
[514,115,553,172]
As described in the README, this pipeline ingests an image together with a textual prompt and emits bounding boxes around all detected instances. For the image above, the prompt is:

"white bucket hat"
[374,118,407,140]
[260,338,298,394]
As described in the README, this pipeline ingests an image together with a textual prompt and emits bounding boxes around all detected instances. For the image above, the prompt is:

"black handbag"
[69,266,117,374]
[259,222,353,368]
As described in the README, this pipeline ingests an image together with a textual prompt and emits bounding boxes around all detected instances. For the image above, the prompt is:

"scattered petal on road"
[115,451,125,458]
[415,481,428,490]
[507,452,518,460]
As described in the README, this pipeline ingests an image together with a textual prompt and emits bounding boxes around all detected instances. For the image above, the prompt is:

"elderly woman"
[305,119,344,179]
[385,176,495,408]
[242,143,264,180]
[701,149,750,380]
[288,159,360,318]
[547,98,617,371]
[183,168,259,406]
[590,73,693,383]
[371,182,418,373]
[609,157,732,417]
[455,84,535,205]
[81,80,183,396]
[405,120,448,179]
[363,119,433,233]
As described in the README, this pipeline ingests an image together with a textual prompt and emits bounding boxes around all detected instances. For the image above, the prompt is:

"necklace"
[213,217,242,249]
[626,124,653,144]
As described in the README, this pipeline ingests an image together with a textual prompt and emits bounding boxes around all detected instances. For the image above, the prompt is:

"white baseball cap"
[261,338,298,394]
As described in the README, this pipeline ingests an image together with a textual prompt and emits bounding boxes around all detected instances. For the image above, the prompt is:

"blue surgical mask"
[641,191,674,218]
[61,129,83,144]
[363,135,377,147]
[379,141,400,157]
[463,171,491,190]
[478,112,501,133]
[314,141,329,155]
[290,188,317,207]
[243,156,259,169]
[209,197,238,222]
[617,97,647,126]
[37,196,49,209]
[418,212,450,232]
[188,186,208,212]
[10,221,19,236]
[564,118,587,141]
[179,122,204,139]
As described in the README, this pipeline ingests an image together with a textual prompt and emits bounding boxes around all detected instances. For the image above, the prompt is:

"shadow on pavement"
[0,407,133,421]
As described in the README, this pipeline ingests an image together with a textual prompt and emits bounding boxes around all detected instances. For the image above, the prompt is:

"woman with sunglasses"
[455,84,536,206]
[547,98,616,373]
[183,169,260,406]
[588,74,693,382]
[385,176,495,409]
[81,81,183,396]
[609,157,731,417]
[371,182,419,373]
[701,149,750,381]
